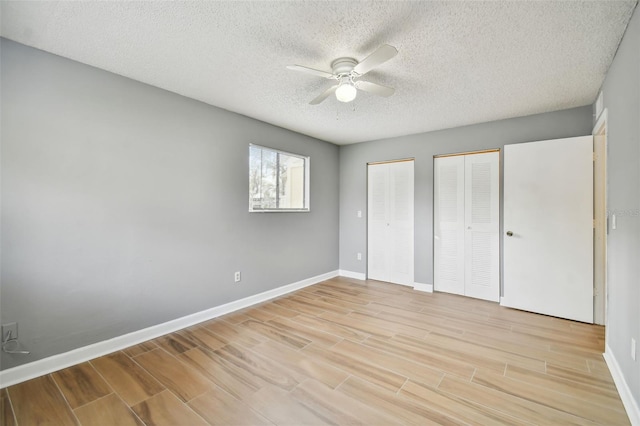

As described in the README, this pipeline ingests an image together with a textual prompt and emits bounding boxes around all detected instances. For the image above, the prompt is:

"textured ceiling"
[1,1,637,145]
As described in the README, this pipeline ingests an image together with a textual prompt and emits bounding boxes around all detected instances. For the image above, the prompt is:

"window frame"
[249,144,310,213]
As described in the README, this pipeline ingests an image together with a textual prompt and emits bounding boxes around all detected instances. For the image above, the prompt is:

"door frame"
[593,109,608,326]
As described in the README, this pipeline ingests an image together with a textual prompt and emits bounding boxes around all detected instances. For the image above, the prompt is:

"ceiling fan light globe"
[335,83,357,103]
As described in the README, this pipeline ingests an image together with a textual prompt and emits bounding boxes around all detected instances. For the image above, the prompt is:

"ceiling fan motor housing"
[331,57,359,77]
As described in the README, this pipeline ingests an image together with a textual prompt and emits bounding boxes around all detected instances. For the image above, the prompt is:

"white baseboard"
[0,270,339,389]
[338,270,366,280]
[604,345,640,425]
[413,282,433,293]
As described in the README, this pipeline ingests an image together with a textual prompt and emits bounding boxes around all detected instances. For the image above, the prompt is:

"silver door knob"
[506,231,513,237]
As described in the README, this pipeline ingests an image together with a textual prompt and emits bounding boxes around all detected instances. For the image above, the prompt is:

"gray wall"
[0,39,339,370]
[600,5,640,407]
[339,106,593,284]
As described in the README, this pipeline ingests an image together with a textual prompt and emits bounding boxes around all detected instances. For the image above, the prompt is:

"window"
[249,144,309,212]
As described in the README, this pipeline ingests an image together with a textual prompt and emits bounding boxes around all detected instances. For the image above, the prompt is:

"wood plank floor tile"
[290,379,403,426]
[274,295,334,316]
[337,376,459,425]
[8,375,78,426]
[178,347,265,400]
[399,379,531,426]
[505,364,625,408]
[545,363,619,391]
[52,362,112,409]
[73,393,143,426]
[266,317,342,348]
[214,343,302,391]
[293,313,370,341]
[449,329,591,372]
[302,343,407,392]
[393,334,507,372]
[251,340,349,389]
[549,341,607,359]
[178,325,227,352]
[472,368,629,425]
[316,293,383,314]
[511,324,603,352]
[442,315,513,335]
[318,311,395,338]
[587,357,616,376]
[1,388,16,426]
[132,390,208,426]
[152,331,198,356]
[256,300,301,319]
[242,386,332,425]
[438,374,600,425]
[331,339,443,388]
[373,309,466,336]
[425,332,546,373]
[238,319,311,350]
[221,310,254,324]
[312,288,376,305]
[291,293,355,314]
[122,340,158,358]
[188,386,274,425]
[201,318,265,347]
[244,305,278,322]
[133,348,214,402]
[362,336,476,379]
[348,311,429,338]
[91,351,165,406]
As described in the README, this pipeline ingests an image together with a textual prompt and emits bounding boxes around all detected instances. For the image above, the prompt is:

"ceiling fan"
[287,44,398,105]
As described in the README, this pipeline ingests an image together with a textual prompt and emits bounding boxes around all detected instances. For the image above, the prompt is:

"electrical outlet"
[632,338,636,361]
[357,210,362,218]
[357,253,362,261]
[1,322,18,340]
[234,271,241,283]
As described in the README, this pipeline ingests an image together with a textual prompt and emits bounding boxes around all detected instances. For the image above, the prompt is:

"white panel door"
[367,161,414,286]
[464,152,500,301]
[434,156,465,295]
[503,136,593,323]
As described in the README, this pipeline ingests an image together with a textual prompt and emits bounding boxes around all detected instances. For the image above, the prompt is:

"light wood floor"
[1,277,630,425]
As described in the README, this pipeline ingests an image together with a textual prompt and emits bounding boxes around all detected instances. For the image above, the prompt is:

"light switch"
[612,214,617,230]
[357,210,362,218]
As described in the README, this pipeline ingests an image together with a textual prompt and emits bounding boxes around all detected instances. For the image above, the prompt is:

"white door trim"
[593,108,608,326]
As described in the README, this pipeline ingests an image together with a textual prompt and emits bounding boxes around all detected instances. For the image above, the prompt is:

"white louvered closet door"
[464,152,500,301]
[367,161,414,286]
[389,161,414,286]
[367,164,390,282]
[434,151,500,302]
[434,156,465,295]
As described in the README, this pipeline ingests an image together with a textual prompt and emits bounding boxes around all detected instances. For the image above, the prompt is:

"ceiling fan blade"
[287,65,335,79]
[309,85,338,105]
[355,80,395,97]
[353,44,398,75]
